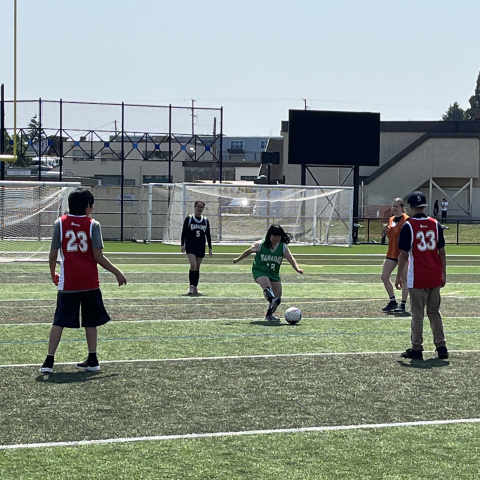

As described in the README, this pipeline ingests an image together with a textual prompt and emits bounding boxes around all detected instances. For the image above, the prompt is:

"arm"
[395,250,408,289]
[233,246,255,264]
[93,248,127,286]
[49,248,59,285]
[284,247,304,274]
[439,247,447,287]
[180,217,189,254]
[206,219,213,257]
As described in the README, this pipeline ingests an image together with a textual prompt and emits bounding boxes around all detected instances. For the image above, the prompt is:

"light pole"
[0,0,17,163]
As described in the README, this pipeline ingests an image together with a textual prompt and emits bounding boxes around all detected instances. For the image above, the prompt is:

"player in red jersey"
[395,191,448,360]
[40,188,127,374]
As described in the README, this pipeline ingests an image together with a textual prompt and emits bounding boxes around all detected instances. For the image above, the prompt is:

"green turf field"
[1,244,480,479]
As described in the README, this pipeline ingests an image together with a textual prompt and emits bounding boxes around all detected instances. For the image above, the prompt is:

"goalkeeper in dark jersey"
[233,224,303,322]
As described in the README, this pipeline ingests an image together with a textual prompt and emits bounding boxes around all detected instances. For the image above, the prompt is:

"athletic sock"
[88,352,97,361]
[400,300,407,309]
[264,287,274,302]
[389,296,396,303]
[190,270,199,287]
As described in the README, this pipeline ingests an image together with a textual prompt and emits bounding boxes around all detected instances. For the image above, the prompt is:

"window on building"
[184,166,235,182]
[260,140,268,150]
[230,140,244,150]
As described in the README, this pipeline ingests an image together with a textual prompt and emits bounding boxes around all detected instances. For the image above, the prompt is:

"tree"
[442,102,466,121]
[465,70,480,121]
[27,114,40,141]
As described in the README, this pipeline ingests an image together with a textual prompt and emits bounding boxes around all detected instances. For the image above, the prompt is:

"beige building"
[265,120,480,219]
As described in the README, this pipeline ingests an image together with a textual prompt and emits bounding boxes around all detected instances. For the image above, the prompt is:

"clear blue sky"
[1,0,479,136]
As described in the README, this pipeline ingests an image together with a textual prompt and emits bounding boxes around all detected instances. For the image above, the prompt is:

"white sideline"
[2,349,480,369]
[2,418,480,450]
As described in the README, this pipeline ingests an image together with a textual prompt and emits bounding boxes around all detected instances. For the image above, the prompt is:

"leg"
[255,276,282,320]
[186,254,199,294]
[40,325,64,373]
[426,287,446,348]
[381,259,397,298]
[408,288,427,350]
[77,328,100,371]
[193,256,204,294]
[85,327,98,353]
[381,259,398,311]
[47,325,64,355]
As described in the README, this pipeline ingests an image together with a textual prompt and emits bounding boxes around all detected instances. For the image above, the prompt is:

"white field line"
[2,418,480,450]
[2,349,480,369]
[2,315,480,327]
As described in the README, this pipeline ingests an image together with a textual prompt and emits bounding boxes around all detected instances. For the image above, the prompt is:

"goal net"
[0,181,81,261]
[142,183,353,246]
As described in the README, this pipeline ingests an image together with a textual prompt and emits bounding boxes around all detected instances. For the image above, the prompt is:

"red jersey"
[405,217,443,289]
[58,215,99,291]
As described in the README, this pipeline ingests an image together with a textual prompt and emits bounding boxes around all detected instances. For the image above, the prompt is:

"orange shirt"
[386,213,409,259]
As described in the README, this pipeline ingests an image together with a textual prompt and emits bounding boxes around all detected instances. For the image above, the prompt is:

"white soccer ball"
[284,307,302,325]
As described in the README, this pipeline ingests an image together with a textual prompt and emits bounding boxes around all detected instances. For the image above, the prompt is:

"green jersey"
[252,240,286,281]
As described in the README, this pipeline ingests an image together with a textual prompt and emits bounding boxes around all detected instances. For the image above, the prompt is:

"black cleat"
[40,356,54,374]
[400,348,423,360]
[76,358,100,371]
[436,346,449,359]
[382,301,398,312]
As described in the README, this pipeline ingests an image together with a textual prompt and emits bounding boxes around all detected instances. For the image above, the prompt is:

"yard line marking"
[2,418,480,450]
[2,349,480,368]
[3,315,480,327]
[0,314,478,333]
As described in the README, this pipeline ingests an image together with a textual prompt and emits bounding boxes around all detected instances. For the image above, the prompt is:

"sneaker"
[265,314,280,322]
[393,305,410,315]
[382,301,398,312]
[40,357,54,374]
[270,297,281,314]
[76,358,100,371]
[436,346,449,359]
[400,348,423,359]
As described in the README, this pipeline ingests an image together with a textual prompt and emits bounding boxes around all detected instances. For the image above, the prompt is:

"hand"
[53,273,59,286]
[115,271,127,286]
[441,273,446,288]
[209,249,213,257]
[181,246,186,254]
[395,276,403,290]
[233,258,239,264]
[297,268,304,274]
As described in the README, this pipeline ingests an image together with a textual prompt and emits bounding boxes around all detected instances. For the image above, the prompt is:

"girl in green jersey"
[233,224,303,322]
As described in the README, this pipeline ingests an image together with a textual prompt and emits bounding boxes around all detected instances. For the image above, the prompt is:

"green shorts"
[252,267,281,283]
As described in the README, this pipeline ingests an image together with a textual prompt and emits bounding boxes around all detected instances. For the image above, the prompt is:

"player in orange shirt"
[381,198,409,314]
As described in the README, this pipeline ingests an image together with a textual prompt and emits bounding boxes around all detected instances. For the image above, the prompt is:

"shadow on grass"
[249,320,291,327]
[397,358,450,369]
[35,371,118,384]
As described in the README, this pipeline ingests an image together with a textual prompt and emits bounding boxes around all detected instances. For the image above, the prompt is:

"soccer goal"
[137,183,354,246]
[0,181,81,261]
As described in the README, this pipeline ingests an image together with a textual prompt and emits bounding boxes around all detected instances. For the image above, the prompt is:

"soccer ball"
[284,307,302,325]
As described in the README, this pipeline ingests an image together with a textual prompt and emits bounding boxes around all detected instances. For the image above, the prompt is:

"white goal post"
[0,181,81,261]
[134,183,354,246]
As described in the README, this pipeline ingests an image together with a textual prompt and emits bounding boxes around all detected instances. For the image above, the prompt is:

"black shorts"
[53,289,110,329]
[386,257,398,262]
[185,243,206,258]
